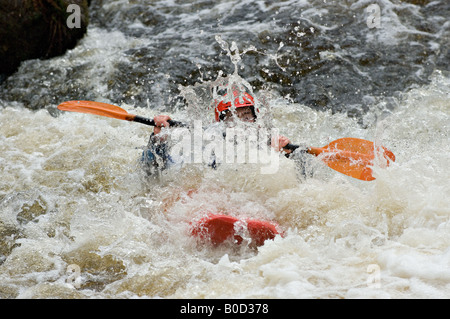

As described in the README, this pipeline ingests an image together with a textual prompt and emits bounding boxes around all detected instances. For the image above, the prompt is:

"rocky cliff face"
[0,0,89,79]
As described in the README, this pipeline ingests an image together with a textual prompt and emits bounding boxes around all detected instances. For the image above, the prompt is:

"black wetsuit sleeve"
[141,133,171,174]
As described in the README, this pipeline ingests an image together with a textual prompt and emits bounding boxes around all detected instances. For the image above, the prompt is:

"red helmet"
[214,91,256,122]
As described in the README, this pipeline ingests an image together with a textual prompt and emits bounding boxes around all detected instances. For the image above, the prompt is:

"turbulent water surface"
[0,0,449,299]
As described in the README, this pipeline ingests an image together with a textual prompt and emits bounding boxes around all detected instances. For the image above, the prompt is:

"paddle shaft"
[57,100,313,151]
[135,115,301,153]
[57,100,394,181]
[131,115,184,128]
[133,114,300,151]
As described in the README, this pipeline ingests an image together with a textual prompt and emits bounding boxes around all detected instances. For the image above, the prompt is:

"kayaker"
[141,91,304,175]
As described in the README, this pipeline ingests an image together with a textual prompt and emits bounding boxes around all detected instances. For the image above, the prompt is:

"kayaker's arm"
[141,132,172,175]
[270,135,309,157]
[141,115,174,175]
[152,114,172,136]
[270,135,291,153]
[282,143,310,158]
[280,142,313,178]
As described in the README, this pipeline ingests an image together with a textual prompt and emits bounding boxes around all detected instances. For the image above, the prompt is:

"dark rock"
[0,0,89,78]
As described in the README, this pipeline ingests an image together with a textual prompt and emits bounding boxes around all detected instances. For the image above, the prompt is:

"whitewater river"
[1,0,449,299]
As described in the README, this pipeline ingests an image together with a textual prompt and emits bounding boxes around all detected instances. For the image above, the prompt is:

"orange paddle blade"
[57,100,135,121]
[308,138,395,181]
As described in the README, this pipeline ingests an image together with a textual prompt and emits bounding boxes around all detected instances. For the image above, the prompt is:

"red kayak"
[190,214,283,247]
